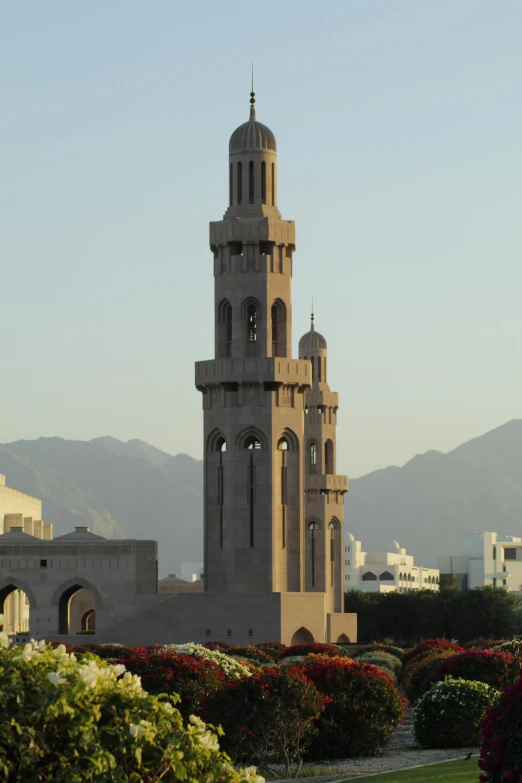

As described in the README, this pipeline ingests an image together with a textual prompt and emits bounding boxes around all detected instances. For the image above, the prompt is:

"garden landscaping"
[2,620,522,781]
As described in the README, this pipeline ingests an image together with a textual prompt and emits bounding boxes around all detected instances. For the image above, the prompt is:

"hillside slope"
[0,437,203,575]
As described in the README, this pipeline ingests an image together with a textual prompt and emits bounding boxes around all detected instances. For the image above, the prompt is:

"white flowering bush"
[0,619,263,783]
[492,638,522,659]
[414,676,500,748]
[162,642,251,681]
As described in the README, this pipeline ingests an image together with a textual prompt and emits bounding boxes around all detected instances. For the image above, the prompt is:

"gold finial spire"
[311,297,315,330]
[249,63,256,120]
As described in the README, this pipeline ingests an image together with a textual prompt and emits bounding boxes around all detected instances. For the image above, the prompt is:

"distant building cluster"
[344,530,522,595]
[437,532,522,592]
[344,533,440,593]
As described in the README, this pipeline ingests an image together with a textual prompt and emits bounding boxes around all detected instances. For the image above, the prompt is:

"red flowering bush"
[204,667,327,776]
[479,677,522,782]
[302,658,405,759]
[403,650,459,703]
[255,642,286,659]
[280,642,348,659]
[420,649,520,699]
[463,639,508,650]
[403,638,464,666]
[118,647,225,720]
[204,641,230,651]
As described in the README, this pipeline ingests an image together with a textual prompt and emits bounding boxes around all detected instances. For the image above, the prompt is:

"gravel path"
[271,698,478,782]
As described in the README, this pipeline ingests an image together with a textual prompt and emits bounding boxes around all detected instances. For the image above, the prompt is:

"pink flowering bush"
[479,677,522,782]
[403,638,464,666]
[302,658,405,759]
[420,649,520,699]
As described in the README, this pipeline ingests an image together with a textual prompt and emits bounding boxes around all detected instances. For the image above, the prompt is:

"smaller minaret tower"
[299,313,348,613]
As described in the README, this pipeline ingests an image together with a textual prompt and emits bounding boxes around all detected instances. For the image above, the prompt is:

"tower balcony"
[195,357,311,388]
[306,474,348,493]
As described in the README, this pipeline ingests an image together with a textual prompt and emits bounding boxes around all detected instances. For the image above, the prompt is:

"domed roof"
[299,315,327,352]
[229,93,277,153]
[345,532,355,543]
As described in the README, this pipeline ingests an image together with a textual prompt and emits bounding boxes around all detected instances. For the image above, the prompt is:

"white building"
[344,533,440,593]
[180,562,204,582]
[437,532,522,591]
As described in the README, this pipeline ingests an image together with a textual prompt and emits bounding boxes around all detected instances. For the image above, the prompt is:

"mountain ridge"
[1,419,521,573]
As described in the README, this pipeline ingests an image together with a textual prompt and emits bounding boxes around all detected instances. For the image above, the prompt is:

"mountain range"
[1,419,521,574]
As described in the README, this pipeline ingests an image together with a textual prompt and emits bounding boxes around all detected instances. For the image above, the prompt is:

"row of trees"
[344,585,522,644]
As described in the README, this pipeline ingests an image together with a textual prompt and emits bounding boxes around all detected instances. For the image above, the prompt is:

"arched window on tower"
[225,304,232,356]
[271,162,275,205]
[237,162,243,204]
[271,305,278,356]
[244,436,261,450]
[317,356,322,382]
[279,437,288,548]
[308,441,317,473]
[261,161,266,204]
[217,299,233,358]
[271,299,287,357]
[249,160,254,204]
[229,163,233,206]
[216,437,226,549]
[325,439,334,475]
[329,521,336,587]
[247,303,257,354]
[309,521,319,587]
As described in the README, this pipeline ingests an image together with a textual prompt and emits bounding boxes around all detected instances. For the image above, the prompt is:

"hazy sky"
[1,0,521,478]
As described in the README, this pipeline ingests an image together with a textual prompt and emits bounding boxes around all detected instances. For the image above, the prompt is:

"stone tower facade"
[196,91,311,595]
[195,92,347,615]
[299,319,348,613]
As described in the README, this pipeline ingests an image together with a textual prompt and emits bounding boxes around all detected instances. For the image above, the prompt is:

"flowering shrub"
[352,643,405,662]
[204,641,230,651]
[415,676,500,748]
[280,642,349,659]
[70,643,135,661]
[278,655,310,669]
[302,658,405,759]
[0,626,262,783]
[255,642,286,659]
[402,650,459,703]
[357,651,402,680]
[161,643,251,681]
[492,638,522,659]
[227,645,273,664]
[119,646,227,719]
[204,667,327,777]
[479,676,522,782]
[463,639,508,650]
[420,649,520,699]
[403,638,465,666]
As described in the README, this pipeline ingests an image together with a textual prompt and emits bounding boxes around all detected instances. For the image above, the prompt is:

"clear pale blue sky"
[1,0,521,477]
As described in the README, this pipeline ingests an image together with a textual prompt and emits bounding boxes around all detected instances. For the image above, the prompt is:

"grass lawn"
[338,757,480,782]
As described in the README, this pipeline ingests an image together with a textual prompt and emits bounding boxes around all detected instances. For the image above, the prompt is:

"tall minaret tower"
[195,92,311,594]
[299,314,348,613]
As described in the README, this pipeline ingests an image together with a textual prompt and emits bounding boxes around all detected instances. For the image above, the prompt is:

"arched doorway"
[0,583,33,635]
[291,627,314,645]
[81,609,96,632]
[336,633,350,644]
[58,584,96,635]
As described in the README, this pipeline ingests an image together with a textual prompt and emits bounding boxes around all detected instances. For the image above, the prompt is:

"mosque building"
[0,92,357,646]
